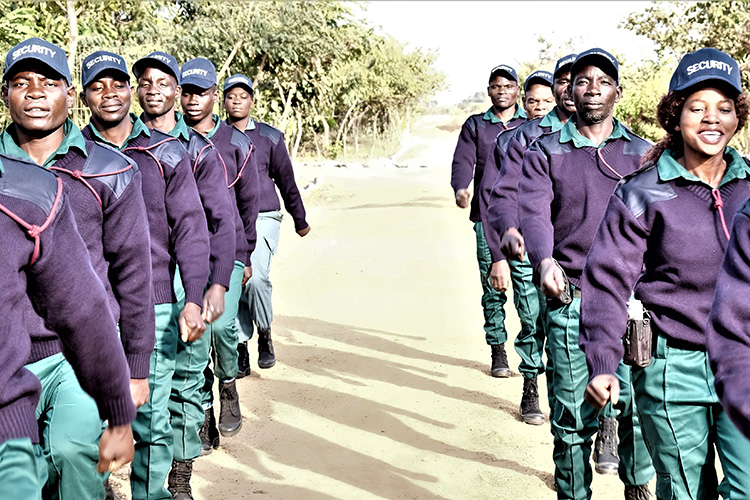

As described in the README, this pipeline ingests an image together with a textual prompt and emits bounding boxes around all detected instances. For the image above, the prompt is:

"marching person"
[78,49,211,500]
[451,64,526,377]
[582,47,750,500]
[482,56,577,426]
[178,59,260,454]
[223,73,310,374]
[1,38,150,500]
[132,50,215,500]
[518,48,653,499]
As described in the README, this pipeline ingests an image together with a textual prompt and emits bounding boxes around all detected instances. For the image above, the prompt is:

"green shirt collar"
[483,105,526,125]
[559,117,630,149]
[87,113,150,150]
[244,118,256,131]
[539,107,566,132]
[205,114,222,139]
[168,111,191,142]
[657,147,750,188]
[0,118,87,168]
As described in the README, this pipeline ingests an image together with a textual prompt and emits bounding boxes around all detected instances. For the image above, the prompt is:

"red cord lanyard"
[711,188,731,241]
[597,149,623,179]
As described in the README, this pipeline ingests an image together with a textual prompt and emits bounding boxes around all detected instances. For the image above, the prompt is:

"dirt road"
[112,113,626,499]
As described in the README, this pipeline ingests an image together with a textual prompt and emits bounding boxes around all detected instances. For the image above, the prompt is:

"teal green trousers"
[202,261,244,407]
[131,302,180,500]
[171,273,210,462]
[547,292,653,499]
[27,353,107,500]
[474,222,508,346]
[508,256,546,379]
[632,334,750,500]
[0,438,44,500]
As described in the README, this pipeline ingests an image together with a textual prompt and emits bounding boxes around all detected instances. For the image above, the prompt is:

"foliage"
[0,0,445,159]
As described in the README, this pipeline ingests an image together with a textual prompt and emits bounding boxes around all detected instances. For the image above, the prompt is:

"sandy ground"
[112,113,628,499]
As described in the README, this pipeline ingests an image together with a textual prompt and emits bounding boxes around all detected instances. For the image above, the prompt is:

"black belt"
[665,336,706,351]
[572,288,582,298]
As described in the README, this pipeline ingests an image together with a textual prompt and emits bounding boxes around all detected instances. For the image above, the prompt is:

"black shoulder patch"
[740,197,750,218]
[622,132,652,158]
[515,118,546,149]
[0,153,59,213]
[229,124,253,158]
[149,129,187,173]
[258,122,283,146]
[533,131,570,156]
[615,164,676,218]
[83,141,138,199]
[186,130,214,163]
[495,127,517,156]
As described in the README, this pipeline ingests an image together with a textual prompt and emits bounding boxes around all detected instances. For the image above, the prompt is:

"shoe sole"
[236,368,252,379]
[200,438,219,456]
[219,420,243,437]
[491,369,511,378]
[521,414,545,425]
[258,360,276,369]
[595,463,619,476]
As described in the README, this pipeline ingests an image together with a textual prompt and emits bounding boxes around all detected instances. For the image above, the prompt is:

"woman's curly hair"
[641,85,749,166]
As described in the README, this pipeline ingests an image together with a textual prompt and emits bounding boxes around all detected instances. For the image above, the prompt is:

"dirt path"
[112,113,625,499]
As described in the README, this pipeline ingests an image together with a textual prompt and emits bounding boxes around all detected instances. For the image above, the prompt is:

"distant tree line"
[0,0,445,160]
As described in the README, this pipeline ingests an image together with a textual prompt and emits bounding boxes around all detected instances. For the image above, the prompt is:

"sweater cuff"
[99,395,137,427]
[294,219,309,232]
[210,264,234,290]
[587,353,619,380]
[183,283,206,307]
[126,352,152,380]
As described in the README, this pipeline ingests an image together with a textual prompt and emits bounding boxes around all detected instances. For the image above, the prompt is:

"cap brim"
[181,79,215,91]
[223,81,254,94]
[553,64,573,79]
[4,57,70,85]
[524,76,552,92]
[571,54,618,82]
[133,58,178,82]
[672,75,742,96]
[83,68,130,88]
[490,69,517,82]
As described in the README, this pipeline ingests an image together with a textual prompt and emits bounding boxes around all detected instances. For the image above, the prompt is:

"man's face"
[571,65,622,125]
[3,69,75,134]
[487,75,519,111]
[180,85,216,124]
[523,84,555,119]
[552,71,576,114]
[81,74,132,126]
[136,66,179,118]
[224,87,254,121]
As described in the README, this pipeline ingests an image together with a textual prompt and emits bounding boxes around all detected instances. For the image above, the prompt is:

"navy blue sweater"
[0,153,135,441]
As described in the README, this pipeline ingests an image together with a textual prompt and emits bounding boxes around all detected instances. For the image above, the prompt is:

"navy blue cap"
[553,54,577,79]
[4,37,71,85]
[669,48,742,95]
[181,57,217,90]
[82,51,129,88]
[523,71,553,93]
[571,48,619,83]
[223,73,254,94]
[490,64,518,83]
[132,51,180,84]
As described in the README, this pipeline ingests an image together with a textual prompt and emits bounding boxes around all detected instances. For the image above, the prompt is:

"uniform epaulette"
[229,124,253,158]
[258,122,283,146]
[77,140,139,200]
[495,126,518,157]
[147,129,187,174]
[186,129,214,167]
[0,153,60,214]
[615,163,676,219]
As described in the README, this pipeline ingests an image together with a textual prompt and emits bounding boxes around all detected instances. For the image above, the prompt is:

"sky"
[357,1,659,105]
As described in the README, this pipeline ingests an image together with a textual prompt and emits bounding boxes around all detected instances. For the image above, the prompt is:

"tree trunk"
[253,52,268,88]
[335,99,360,146]
[217,39,243,82]
[291,109,303,161]
[60,0,82,75]
[275,78,297,134]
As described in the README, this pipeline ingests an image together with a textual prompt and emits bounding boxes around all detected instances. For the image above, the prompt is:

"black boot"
[218,380,243,436]
[520,376,545,425]
[625,484,652,500]
[490,344,510,378]
[257,327,276,369]
[237,341,251,378]
[167,459,194,500]
[593,416,619,475]
[104,479,115,500]
[199,406,220,455]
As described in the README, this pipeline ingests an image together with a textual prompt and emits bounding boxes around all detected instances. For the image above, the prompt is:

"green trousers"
[171,273,210,462]
[547,292,653,500]
[508,257,546,379]
[632,334,750,500]
[202,261,244,407]
[27,353,107,500]
[0,438,44,500]
[474,222,508,346]
[131,302,180,500]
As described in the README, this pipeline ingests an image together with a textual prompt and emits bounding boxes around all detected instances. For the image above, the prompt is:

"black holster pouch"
[622,309,652,368]
[546,259,572,309]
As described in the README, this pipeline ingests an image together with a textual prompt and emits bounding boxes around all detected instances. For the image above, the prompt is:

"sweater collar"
[86,113,150,150]
[0,118,87,168]
[657,147,750,188]
[539,107,566,132]
[483,105,526,124]
[559,117,629,149]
